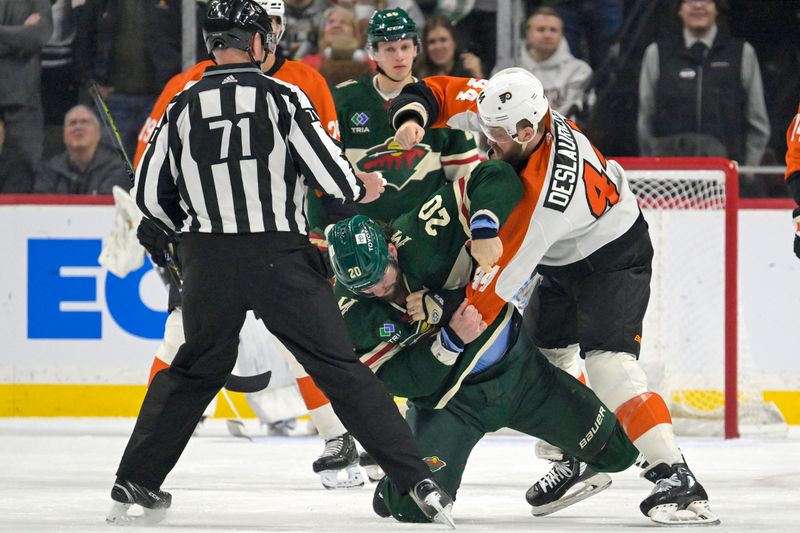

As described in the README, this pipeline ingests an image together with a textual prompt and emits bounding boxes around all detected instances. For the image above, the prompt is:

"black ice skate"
[312,432,364,489]
[358,450,385,482]
[409,478,455,529]
[526,455,612,516]
[106,478,172,526]
[640,461,720,526]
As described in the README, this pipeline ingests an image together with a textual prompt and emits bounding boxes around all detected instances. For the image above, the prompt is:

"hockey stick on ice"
[220,389,253,441]
[88,81,272,394]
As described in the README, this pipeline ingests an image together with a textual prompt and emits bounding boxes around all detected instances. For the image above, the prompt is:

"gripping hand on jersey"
[406,287,466,325]
[356,170,386,203]
[446,299,488,346]
[471,236,503,273]
[394,120,425,151]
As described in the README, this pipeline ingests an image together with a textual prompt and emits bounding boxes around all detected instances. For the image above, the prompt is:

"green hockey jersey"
[332,76,481,223]
[334,160,524,409]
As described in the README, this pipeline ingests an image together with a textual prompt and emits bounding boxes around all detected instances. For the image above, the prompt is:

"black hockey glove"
[137,218,175,267]
[420,287,466,325]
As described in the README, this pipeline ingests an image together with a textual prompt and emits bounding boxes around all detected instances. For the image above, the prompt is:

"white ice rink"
[1,418,797,532]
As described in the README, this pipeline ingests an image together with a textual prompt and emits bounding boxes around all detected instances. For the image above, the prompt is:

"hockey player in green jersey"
[330,8,481,223]
[326,159,639,523]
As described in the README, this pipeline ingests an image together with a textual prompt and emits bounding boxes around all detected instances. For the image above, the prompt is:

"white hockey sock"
[309,403,347,440]
[585,350,683,466]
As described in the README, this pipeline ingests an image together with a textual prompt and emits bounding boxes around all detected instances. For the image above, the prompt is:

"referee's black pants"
[116,231,431,493]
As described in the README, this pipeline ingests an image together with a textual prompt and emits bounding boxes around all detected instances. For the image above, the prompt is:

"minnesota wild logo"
[423,456,447,472]
[357,138,433,191]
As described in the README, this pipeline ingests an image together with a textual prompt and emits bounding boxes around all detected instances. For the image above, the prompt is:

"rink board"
[0,197,798,422]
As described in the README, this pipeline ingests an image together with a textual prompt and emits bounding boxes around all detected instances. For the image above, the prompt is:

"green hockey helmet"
[367,8,418,54]
[327,215,390,294]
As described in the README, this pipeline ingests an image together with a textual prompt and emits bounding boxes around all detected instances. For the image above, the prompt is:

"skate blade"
[225,419,252,441]
[649,501,721,526]
[320,466,365,490]
[425,494,456,530]
[106,501,167,526]
[531,472,612,517]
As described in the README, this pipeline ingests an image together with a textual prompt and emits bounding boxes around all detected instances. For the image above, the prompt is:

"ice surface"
[0,418,797,532]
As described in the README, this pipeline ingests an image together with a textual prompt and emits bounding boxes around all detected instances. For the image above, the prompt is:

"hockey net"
[617,157,787,438]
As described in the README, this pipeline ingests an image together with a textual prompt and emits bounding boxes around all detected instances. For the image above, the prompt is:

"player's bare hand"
[471,236,503,273]
[356,170,386,203]
[23,12,41,26]
[394,120,424,151]
[448,299,487,345]
[406,289,427,322]
[460,52,484,79]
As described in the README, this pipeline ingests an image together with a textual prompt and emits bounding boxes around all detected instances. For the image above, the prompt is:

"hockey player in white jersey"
[387,68,719,526]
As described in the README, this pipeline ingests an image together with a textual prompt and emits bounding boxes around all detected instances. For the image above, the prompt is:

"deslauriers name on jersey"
[543,113,579,212]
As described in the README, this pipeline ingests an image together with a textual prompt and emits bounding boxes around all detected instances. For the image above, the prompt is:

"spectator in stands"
[544,0,624,70]
[41,0,80,128]
[34,105,129,195]
[0,0,52,193]
[638,0,770,166]
[300,5,366,70]
[511,7,592,120]
[282,0,334,59]
[414,15,483,80]
[76,0,182,160]
[439,0,498,75]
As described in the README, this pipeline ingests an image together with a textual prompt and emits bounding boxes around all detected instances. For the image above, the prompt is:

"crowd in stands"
[0,0,797,197]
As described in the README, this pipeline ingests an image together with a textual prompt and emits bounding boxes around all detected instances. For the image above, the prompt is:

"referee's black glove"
[137,218,174,267]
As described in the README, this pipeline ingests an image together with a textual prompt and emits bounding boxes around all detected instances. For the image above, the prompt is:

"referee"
[107,0,452,527]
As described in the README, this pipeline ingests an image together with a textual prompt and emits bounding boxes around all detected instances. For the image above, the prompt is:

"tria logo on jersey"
[350,112,370,133]
[357,138,432,190]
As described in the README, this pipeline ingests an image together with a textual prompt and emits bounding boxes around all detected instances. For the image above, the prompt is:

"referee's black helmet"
[203,0,274,57]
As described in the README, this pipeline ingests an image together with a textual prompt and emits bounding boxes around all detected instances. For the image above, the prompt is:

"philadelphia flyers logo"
[499,91,512,104]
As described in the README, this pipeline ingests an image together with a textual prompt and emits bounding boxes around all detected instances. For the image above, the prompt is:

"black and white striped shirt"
[134,63,364,235]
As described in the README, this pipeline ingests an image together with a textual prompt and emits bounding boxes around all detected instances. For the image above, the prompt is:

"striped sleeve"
[282,85,364,202]
[134,103,184,233]
[440,130,481,182]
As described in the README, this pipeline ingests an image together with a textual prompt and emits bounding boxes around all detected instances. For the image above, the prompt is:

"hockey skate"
[526,440,612,516]
[358,450,385,482]
[312,432,364,489]
[106,478,172,526]
[640,461,720,526]
[409,478,455,529]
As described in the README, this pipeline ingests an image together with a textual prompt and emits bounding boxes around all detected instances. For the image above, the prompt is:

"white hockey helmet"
[477,67,549,144]
[256,0,285,45]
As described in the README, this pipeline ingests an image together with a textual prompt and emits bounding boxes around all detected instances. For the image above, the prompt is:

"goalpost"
[617,157,787,439]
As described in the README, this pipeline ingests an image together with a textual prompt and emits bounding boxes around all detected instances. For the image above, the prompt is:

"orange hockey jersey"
[390,76,642,324]
[786,103,800,185]
[134,57,339,167]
